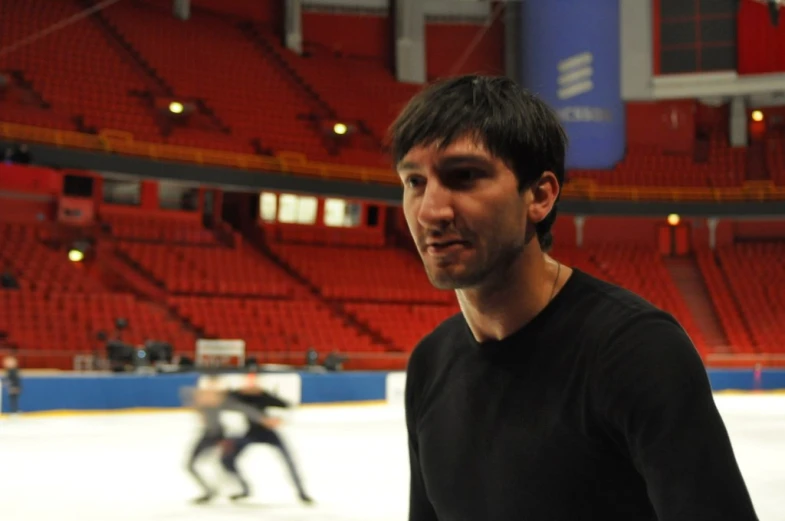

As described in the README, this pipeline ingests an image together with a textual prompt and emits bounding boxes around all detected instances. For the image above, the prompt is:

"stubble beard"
[422,238,526,291]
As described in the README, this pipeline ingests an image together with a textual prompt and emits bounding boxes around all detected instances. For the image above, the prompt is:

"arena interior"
[1,0,785,520]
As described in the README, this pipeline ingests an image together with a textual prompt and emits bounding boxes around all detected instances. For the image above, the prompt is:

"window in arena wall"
[259,192,277,222]
[324,198,361,227]
[103,178,141,206]
[278,194,298,223]
[658,0,736,74]
[159,180,197,211]
[296,196,318,224]
[277,193,317,224]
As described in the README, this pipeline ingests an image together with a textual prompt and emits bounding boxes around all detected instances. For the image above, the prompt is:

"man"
[2,355,21,414]
[220,378,313,505]
[390,75,758,520]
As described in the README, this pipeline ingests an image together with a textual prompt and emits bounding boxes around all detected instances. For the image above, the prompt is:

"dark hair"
[387,74,568,251]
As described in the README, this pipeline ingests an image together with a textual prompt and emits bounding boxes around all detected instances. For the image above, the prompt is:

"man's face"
[397,136,531,290]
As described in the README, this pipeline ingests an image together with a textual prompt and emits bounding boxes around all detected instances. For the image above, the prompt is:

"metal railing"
[3,121,785,202]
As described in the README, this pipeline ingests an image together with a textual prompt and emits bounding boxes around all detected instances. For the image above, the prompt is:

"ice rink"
[1,394,783,521]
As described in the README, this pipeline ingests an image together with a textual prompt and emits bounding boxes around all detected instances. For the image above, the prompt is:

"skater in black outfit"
[181,376,269,504]
[221,383,313,505]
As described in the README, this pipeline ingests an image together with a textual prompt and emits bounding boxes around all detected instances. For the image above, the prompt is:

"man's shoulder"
[407,312,466,372]
[570,269,680,333]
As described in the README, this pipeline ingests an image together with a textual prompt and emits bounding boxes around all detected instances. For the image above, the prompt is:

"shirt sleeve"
[406,346,439,521]
[593,314,758,521]
[265,392,291,409]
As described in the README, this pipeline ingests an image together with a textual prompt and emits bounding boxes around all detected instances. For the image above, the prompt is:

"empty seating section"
[4,0,785,187]
[0,291,196,369]
[4,211,785,364]
[103,213,372,353]
[694,249,754,353]
[101,1,325,157]
[0,223,103,293]
[272,243,452,303]
[344,303,459,352]
[117,242,298,297]
[103,213,219,244]
[569,142,746,188]
[270,240,717,353]
[0,0,160,138]
[269,241,460,350]
[0,222,196,368]
[169,296,373,354]
[715,243,785,352]
[266,33,420,147]
[552,244,708,354]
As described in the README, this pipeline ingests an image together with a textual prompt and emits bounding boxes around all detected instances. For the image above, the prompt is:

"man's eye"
[405,176,424,188]
[451,169,481,183]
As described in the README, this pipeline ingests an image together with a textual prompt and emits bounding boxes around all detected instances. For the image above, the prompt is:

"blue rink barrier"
[2,369,784,413]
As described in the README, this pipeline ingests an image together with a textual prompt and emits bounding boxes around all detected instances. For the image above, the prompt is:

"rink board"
[2,368,785,413]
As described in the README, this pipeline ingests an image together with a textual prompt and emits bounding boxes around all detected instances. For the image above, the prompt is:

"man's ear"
[527,171,560,225]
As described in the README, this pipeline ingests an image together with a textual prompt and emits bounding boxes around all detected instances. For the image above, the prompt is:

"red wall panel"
[674,224,691,255]
[58,196,95,225]
[425,18,505,80]
[583,217,664,247]
[0,164,62,194]
[626,101,696,152]
[302,13,391,61]
[737,0,785,74]
[0,196,55,222]
[99,201,200,223]
[657,224,671,255]
[732,219,785,239]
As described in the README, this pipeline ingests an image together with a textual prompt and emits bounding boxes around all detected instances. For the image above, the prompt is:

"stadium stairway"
[95,240,203,339]
[85,0,232,136]
[80,0,169,97]
[238,22,383,150]
[240,226,397,350]
[237,22,335,122]
[100,238,206,337]
[663,256,730,351]
[96,242,167,303]
[746,140,770,181]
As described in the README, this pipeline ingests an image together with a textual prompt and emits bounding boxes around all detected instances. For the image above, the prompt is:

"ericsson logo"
[556,51,613,123]
[557,52,594,100]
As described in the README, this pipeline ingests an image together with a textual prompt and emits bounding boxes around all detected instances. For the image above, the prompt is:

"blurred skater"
[2,355,21,414]
[221,378,313,505]
[181,375,269,504]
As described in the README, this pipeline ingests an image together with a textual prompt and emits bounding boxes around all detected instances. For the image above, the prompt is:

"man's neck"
[456,249,569,343]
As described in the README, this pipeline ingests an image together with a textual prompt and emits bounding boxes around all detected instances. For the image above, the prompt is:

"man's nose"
[417,181,454,229]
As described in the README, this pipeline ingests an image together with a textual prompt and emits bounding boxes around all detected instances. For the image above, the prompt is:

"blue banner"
[520,0,625,170]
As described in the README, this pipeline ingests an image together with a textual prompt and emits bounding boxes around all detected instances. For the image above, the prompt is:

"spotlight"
[751,110,764,122]
[333,122,348,135]
[169,101,185,114]
[68,249,85,262]
[667,213,681,226]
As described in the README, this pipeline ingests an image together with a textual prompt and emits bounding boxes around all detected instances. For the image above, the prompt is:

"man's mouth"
[425,240,469,255]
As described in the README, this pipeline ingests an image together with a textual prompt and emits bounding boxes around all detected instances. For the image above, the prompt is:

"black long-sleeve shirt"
[406,268,758,521]
[4,367,20,392]
[229,390,290,438]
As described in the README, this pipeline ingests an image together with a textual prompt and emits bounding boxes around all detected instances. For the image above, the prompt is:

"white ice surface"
[0,394,783,520]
